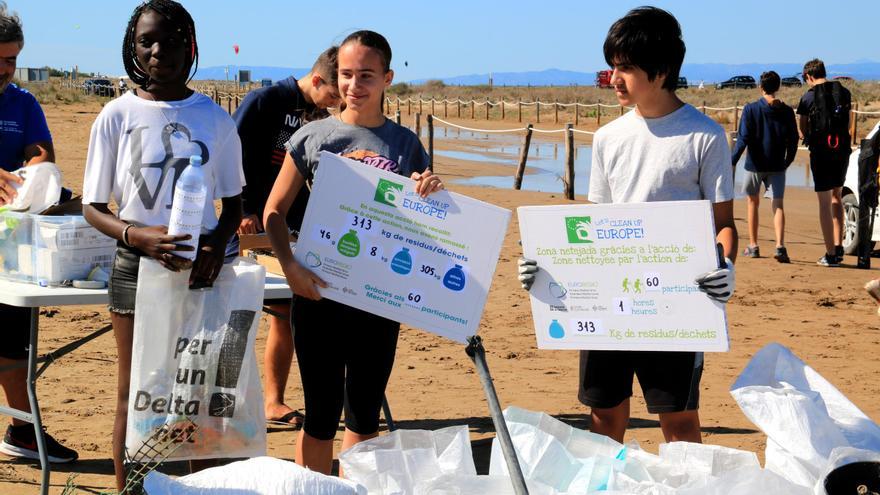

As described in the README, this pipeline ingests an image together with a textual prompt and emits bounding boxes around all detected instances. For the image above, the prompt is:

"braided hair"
[122,0,198,89]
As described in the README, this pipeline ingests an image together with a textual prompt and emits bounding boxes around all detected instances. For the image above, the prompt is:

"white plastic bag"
[730,343,880,487]
[414,474,558,495]
[489,406,630,492]
[338,426,476,494]
[143,456,366,494]
[126,258,266,461]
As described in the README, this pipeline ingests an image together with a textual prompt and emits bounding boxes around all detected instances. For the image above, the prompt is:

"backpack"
[809,81,851,152]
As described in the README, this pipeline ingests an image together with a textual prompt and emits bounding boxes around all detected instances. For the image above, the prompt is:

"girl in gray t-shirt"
[262,30,443,474]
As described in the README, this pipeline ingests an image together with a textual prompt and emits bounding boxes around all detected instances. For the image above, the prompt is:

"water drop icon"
[549,319,565,339]
[442,264,466,291]
[391,248,413,274]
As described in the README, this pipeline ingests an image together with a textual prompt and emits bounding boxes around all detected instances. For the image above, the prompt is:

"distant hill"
[193,65,310,82]
[409,61,880,86]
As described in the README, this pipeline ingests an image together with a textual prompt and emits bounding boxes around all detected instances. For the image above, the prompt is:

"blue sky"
[13,0,878,80]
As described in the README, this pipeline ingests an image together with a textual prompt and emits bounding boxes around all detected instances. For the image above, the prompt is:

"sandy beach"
[2,100,879,494]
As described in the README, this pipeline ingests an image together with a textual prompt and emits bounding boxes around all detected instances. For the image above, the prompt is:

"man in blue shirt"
[0,2,77,463]
[732,71,799,263]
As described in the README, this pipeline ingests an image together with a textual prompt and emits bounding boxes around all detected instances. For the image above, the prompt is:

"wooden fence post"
[431,98,435,115]
[514,124,534,190]
[485,98,490,120]
[397,97,402,114]
[408,98,412,116]
[702,100,707,115]
[536,98,541,124]
[563,123,575,200]
[734,101,739,133]
[501,98,506,120]
[226,95,231,114]
[418,95,423,115]
[852,103,859,145]
[574,99,579,126]
[395,110,401,125]
[518,101,523,123]
[619,104,624,116]
[444,98,448,118]
[427,114,434,172]
[554,101,559,124]
[415,112,421,137]
[471,100,475,120]
[457,99,462,118]
[596,101,601,127]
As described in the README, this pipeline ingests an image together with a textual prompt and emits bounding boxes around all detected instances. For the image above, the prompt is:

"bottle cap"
[189,155,203,167]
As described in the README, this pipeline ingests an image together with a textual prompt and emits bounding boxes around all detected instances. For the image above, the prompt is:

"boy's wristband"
[122,223,135,247]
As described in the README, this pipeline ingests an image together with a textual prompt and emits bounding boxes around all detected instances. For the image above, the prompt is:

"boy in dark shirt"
[233,47,339,426]
[732,71,798,262]
[796,58,852,266]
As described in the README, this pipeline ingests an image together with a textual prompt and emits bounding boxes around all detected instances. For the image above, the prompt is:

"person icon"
[622,277,630,292]
[634,278,642,293]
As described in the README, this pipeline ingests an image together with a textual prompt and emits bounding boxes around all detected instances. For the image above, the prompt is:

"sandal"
[266,410,304,430]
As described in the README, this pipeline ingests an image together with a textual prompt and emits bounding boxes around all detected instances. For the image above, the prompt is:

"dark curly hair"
[122,0,198,88]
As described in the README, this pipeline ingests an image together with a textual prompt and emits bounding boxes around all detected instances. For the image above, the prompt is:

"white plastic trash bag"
[8,162,62,213]
[414,474,558,495]
[489,406,631,492]
[730,343,880,487]
[126,258,266,461]
[143,456,366,494]
[339,425,476,494]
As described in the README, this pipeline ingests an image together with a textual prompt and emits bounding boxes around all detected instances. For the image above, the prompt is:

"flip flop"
[266,410,304,430]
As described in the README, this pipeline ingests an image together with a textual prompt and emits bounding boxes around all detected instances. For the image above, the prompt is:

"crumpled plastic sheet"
[338,425,476,495]
[730,343,880,489]
[143,456,366,494]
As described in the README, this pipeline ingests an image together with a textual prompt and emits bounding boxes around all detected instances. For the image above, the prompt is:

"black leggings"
[292,297,399,440]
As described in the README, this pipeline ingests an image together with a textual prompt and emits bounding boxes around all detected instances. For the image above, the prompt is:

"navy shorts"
[578,350,703,414]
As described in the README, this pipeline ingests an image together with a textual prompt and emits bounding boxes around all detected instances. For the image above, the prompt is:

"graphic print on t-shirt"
[128,123,208,210]
[341,149,400,174]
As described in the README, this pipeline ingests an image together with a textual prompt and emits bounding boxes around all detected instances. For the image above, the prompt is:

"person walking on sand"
[732,71,798,262]
[0,1,77,464]
[797,58,852,267]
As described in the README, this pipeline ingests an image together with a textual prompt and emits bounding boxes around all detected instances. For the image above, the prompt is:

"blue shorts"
[742,171,786,199]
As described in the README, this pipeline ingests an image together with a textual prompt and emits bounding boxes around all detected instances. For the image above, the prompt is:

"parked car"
[833,75,854,82]
[677,77,688,89]
[780,76,803,87]
[82,78,115,97]
[842,127,880,255]
[715,75,756,89]
[595,70,613,89]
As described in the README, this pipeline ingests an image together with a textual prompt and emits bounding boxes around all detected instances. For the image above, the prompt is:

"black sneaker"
[817,254,840,267]
[0,424,78,463]
[774,246,791,263]
[834,245,845,265]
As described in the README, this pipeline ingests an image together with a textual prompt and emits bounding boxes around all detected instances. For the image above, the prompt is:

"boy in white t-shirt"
[519,6,737,444]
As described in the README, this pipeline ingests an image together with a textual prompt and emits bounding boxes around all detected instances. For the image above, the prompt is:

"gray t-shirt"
[588,104,734,204]
[286,116,429,183]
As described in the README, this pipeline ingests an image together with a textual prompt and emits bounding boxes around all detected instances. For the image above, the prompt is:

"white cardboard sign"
[295,152,511,343]
[518,200,729,352]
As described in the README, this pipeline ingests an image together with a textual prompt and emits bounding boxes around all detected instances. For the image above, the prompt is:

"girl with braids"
[82,1,243,488]
[263,30,443,474]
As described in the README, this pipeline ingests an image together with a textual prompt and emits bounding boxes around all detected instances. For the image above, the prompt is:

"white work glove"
[695,257,735,303]
[518,257,539,291]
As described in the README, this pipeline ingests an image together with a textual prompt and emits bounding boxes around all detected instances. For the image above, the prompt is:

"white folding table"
[0,275,292,495]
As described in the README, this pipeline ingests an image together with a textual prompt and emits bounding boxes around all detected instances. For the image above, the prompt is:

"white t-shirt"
[588,104,734,204]
[82,91,244,233]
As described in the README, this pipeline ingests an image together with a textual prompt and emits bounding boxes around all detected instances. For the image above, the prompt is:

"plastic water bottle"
[167,155,206,261]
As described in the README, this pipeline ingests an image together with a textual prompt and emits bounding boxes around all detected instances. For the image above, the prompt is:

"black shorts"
[0,304,31,360]
[578,350,703,414]
[809,151,850,192]
[292,297,399,440]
